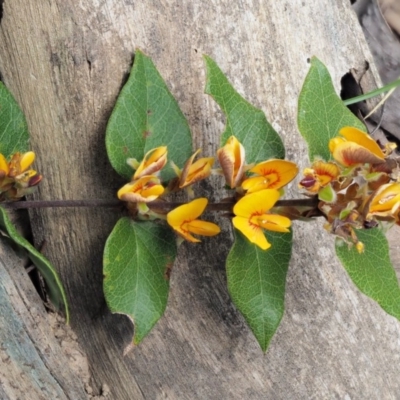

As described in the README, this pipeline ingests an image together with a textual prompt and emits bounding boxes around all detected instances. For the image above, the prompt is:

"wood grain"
[0,234,87,399]
[0,1,399,398]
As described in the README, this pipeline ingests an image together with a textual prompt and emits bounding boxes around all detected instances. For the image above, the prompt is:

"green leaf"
[0,207,69,321]
[106,49,193,181]
[298,57,366,161]
[336,228,400,320]
[0,81,29,157]
[204,55,285,163]
[103,218,177,345]
[226,229,292,352]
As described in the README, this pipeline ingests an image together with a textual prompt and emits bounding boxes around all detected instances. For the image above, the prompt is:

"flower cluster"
[217,136,298,249]
[118,127,398,253]
[299,126,399,252]
[117,146,220,242]
[0,151,41,201]
[117,136,298,250]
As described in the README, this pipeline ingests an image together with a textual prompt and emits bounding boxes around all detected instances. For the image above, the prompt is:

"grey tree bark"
[0,0,399,399]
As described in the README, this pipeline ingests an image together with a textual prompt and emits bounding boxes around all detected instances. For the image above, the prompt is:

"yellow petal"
[179,149,214,188]
[117,175,164,202]
[174,226,201,243]
[232,216,271,250]
[9,152,35,177]
[141,184,165,199]
[146,146,168,164]
[247,159,298,190]
[19,151,35,172]
[167,198,208,228]
[179,149,201,184]
[312,160,340,183]
[0,153,9,174]
[233,189,281,218]
[186,219,221,236]
[241,176,270,193]
[133,146,168,179]
[185,158,214,187]
[330,141,384,166]
[256,214,291,232]
[117,182,135,198]
[369,183,400,213]
[339,127,385,160]
[217,136,245,188]
[329,137,345,155]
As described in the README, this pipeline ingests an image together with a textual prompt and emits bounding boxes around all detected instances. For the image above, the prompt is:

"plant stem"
[1,197,319,212]
[1,199,123,209]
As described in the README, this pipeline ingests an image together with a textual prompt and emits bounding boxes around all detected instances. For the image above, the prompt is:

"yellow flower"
[241,159,298,193]
[329,127,385,166]
[176,149,214,188]
[117,175,164,203]
[298,160,340,193]
[0,151,42,200]
[367,182,400,218]
[232,189,291,250]
[167,198,221,242]
[130,146,168,180]
[7,151,36,177]
[217,136,245,188]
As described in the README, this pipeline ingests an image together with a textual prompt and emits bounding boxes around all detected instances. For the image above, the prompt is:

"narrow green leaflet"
[336,228,400,320]
[0,81,29,157]
[106,49,193,181]
[226,229,293,352]
[298,57,366,161]
[103,218,177,345]
[0,207,69,321]
[204,55,285,163]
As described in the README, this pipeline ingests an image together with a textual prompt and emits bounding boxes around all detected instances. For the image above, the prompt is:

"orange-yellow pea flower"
[329,127,385,166]
[367,182,400,218]
[8,151,36,177]
[131,146,168,179]
[0,151,41,201]
[167,198,221,242]
[118,175,164,203]
[217,136,245,188]
[178,149,214,188]
[298,160,340,193]
[232,189,291,250]
[241,159,298,193]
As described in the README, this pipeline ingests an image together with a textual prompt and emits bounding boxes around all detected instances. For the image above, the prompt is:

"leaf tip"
[310,55,321,66]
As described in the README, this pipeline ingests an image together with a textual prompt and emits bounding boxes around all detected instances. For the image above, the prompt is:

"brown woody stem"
[0,197,319,211]
[1,199,123,209]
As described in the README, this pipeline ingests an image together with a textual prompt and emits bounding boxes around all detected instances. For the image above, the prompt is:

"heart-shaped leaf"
[103,218,177,345]
[204,55,285,163]
[0,82,29,157]
[106,50,193,181]
[0,206,69,321]
[298,57,366,162]
[226,229,293,352]
[336,228,400,320]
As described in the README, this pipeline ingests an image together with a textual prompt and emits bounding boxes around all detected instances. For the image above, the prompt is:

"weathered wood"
[0,0,399,398]
[0,236,87,399]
